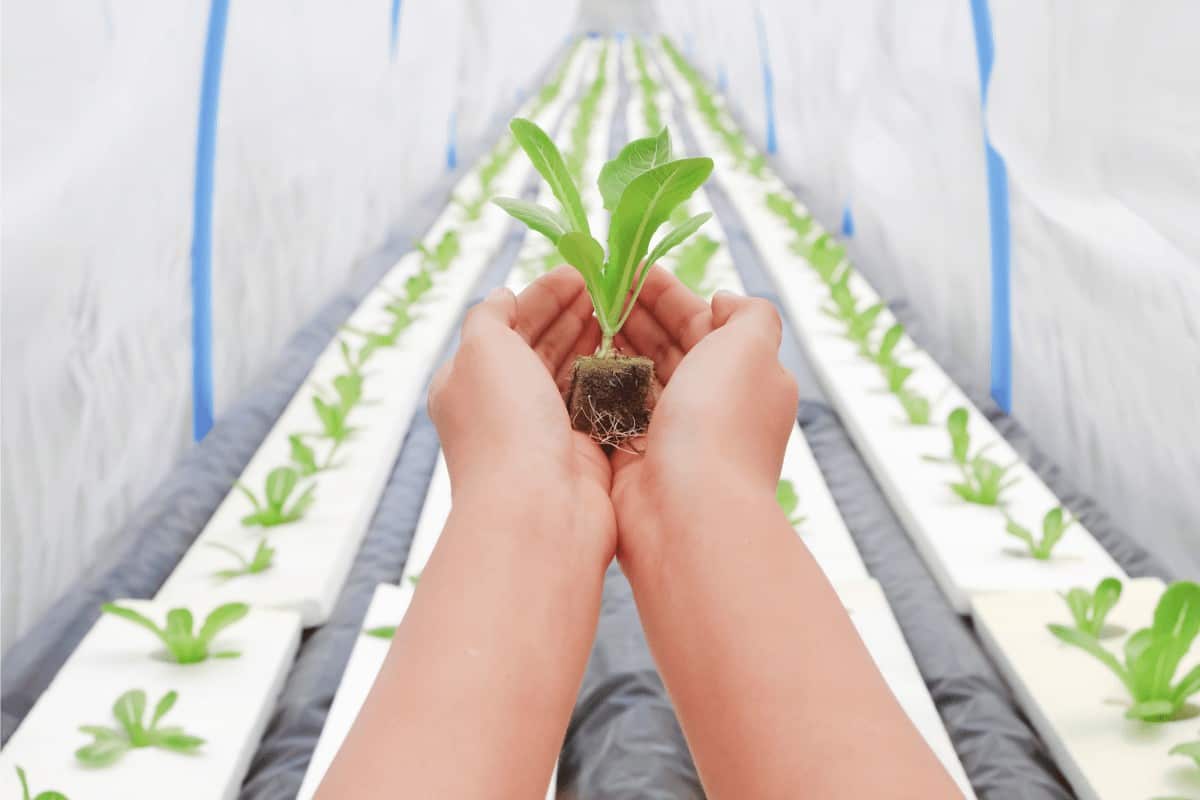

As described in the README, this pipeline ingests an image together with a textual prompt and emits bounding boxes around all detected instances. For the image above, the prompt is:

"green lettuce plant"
[1057,577,1123,637]
[765,193,814,238]
[494,122,713,356]
[207,540,274,581]
[1004,506,1075,560]
[896,389,932,426]
[238,466,316,527]
[417,231,460,272]
[882,362,914,394]
[76,689,204,767]
[452,194,488,222]
[871,323,905,367]
[1171,737,1200,767]
[312,371,362,446]
[673,234,720,295]
[776,480,805,528]
[804,235,847,283]
[1048,580,1200,722]
[102,602,248,663]
[951,455,1019,507]
[403,269,434,305]
[14,767,66,800]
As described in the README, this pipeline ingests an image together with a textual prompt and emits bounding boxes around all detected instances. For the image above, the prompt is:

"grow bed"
[973,578,1200,800]
[0,600,300,799]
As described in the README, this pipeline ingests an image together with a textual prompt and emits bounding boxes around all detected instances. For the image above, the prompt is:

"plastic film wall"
[0,0,577,655]
[654,0,1199,575]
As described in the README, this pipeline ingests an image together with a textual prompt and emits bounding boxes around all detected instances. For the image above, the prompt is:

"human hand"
[608,267,799,566]
[428,266,616,562]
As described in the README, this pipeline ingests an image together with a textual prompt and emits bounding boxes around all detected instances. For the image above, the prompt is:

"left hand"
[428,266,616,563]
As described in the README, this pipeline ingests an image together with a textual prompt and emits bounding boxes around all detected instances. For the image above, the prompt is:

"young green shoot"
[403,269,434,305]
[1057,577,1123,637]
[776,479,806,528]
[882,362,914,394]
[765,193,813,238]
[925,407,972,465]
[345,309,413,366]
[453,193,488,221]
[1004,506,1075,560]
[310,370,363,446]
[843,302,884,350]
[872,323,905,367]
[494,121,713,356]
[237,466,316,527]
[76,689,204,767]
[1048,580,1200,722]
[102,602,248,663]
[14,767,66,800]
[896,389,932,426]
[417,231,460,272]
[207,539,275,581]
[1170,738,1200,768]
[950,454,1019,507]
[805,234,847,284]
[673,234,720,296]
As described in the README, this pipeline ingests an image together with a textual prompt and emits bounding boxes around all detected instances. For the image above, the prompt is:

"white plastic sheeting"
[654,0,1199,575]
[0,0,577,655]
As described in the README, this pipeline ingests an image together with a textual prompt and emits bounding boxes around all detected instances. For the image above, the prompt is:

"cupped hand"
[609,267,799,565]
[428,266,616,561]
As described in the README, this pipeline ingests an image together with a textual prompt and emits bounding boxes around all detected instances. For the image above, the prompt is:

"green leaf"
[492,198,569,245]
[211,650,241,659]
[1047,625,1130,690]
[1170,739,1200,767]
[877,323,904,364]
[333,373,362,409]
[287,482,318,521]
[265,467,298,510]
[289,434,318,476]
[1091,577,1123,634]
[250,540,275,572]
[643,213,712,281]
[75,736,129,767]
[155,731,206,753]
[508,118,589,236]
[101,603,165,646]
[1125,699,1177,721]
[556,232,606,306]
[1004,519,1035,549]
[364,626,396,640]
[198,602,249,647]
[164,609,195,661]
[112,690,147,739]
[606,160,713,319]
[150,691,177,729]
[1171,664,1200,705]
[1064,588,1092,631]
[883,363,913,394]
[597,127,673,211]
[15,766,31,800]
[947,407,970,464]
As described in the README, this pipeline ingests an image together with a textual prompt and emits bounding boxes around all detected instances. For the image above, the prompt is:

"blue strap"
[968,0,1013,412]
[841,204,855,237]
[446,109,458,170]
[189,0,231,441]
[754,7,778,154]
[390,0,403,58]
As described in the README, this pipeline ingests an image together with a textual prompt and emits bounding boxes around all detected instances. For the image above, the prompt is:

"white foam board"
[973,579,1200,800]
[0,600,300,800]
[835,580,977,798]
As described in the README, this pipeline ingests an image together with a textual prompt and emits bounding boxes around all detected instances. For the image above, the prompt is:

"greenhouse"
[2,1,1198,798]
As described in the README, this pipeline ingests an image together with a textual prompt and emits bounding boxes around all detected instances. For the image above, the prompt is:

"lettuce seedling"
[896,389,932,426]
[14,767,66,800]
[806,235,847,283]
[207,539,275,581]
[1048,581,1200,722]
[673,234,720,296]
[404,269,434,305]
[102,602,248,663]
[925,407,971,465]
[883,362,914,394]
[453,194,488,222]
[76,689,204,767]
[776,480,805,528]
[238,466,316,527]
[346,309,413,366]
[1057,577,1123,637]
[312,371,363,445]
[1005,506,1076,560]
[495,122,712,358]
[950,455,1019,506]
[765,193,813,238]
[872,323,904,367]
[1171,738,1200,767]
[417,231,460,273]
[843,303,884,349]
[495,119,712,440]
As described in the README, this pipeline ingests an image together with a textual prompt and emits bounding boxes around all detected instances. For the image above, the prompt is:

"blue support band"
[446,109,458,170]
[841,204,855,237]
[968,0,1013,412]
[189,0,231,441]
[390,0,403,58]
[755,8,778,154]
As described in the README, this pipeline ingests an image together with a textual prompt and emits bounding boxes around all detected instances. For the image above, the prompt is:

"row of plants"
[659,37,765,178]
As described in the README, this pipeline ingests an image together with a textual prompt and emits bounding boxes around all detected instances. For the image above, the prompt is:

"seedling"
[237,466,316,527]
[453,194,487,222]
[925,407,971,465]
[673,234,720,296]
[1004,506,1076,560]
[76,689,204,767]
[842,303,884,349]
[896,389,932,426]
[1057,577,1123,637]
[1170,737,1200,767]
[806,235,846,283]
[311,371,363,445]
[403,269,434,305]
[345,311,412,366]
[950,454,1019,507]
[207,539,275,581]
[765,193,813,238]
[494,120,713,441]
[417,231,460,272]
[14,767,66,800]
[871,323,904,367]
[1049,581,1200,722]
[102,602,248,663]
[882,362,914,394]
[776,479,805,528]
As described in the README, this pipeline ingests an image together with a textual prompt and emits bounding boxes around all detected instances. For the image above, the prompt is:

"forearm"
[318,486,608,798]
[622,480,960,799]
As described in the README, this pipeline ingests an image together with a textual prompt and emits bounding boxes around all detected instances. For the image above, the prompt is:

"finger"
[533,288,597,374]
[513,265,587,344]
[619,304,688,382]
[634,265,713,351]
[711,292,783,349]
[461,286,518,341]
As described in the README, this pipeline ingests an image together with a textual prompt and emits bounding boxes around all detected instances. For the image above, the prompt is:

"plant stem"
[598,332,614,358]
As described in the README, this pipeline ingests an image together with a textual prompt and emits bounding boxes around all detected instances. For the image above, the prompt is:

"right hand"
[609,267,799,568]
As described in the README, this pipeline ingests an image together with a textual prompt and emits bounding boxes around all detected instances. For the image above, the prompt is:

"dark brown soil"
[567,354,656,444]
